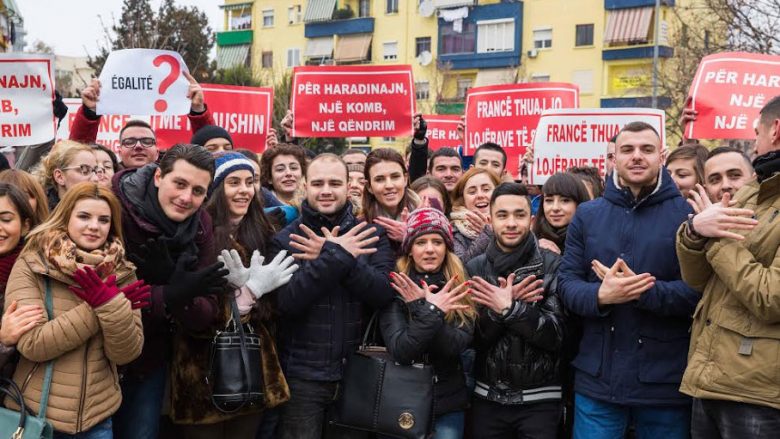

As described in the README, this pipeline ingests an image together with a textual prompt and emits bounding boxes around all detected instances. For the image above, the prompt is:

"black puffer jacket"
[467,239,565,405]
[379,270,474,416]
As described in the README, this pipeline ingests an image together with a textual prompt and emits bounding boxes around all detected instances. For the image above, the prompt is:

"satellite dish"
[419,0,435,18]
[417,51,433,66]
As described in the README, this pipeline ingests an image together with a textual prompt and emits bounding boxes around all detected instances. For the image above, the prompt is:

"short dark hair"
[759,95,780,126]
[159,144,215,178]
[428,147,461,172]
[568,166,604,199]
[490,182,529,208]
[0,182,35,231]
[119,120,155,140]
[475,142,507,169]
[666,144,709,185]
[707,146,753,171]
[260,143,307,189]
[615,121,660,145]
[341,148,367,158]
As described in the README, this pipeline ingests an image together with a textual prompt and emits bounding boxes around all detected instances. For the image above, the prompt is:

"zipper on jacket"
[77,339,89,432]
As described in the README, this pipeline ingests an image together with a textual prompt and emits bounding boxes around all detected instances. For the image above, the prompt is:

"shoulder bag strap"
[231,296,252,409]
[36,278,55,421]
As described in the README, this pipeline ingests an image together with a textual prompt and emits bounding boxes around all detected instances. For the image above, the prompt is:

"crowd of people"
[0,74,777,439]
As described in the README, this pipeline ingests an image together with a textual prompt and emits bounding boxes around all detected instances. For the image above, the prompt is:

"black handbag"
[208,297,264,413]
[329,314,435,439]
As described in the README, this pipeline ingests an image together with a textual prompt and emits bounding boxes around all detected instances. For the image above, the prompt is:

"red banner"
[291,65,415,138]
[464,83,579,178]
[686,52,780,140]
[424,115,461,151]
[57,84,273,153]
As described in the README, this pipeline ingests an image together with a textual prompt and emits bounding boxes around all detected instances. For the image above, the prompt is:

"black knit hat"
[191,125,233,147]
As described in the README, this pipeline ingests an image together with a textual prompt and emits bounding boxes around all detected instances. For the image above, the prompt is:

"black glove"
[414,115,428,141]
[163,255,229,309]
[128,238,175,285]
[268,207,286,227]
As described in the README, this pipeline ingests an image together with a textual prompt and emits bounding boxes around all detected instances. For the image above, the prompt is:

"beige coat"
[676,173,780,409]
[3,252,143,434]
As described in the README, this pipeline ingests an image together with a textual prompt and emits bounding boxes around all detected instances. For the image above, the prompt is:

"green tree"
[212,65,262,87]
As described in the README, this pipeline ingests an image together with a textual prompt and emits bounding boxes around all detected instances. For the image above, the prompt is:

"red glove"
[69,267,120,308]
[120,280,152,310]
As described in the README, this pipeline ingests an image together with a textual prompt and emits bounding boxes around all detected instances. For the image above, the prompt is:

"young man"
[559,122,699,439]
[272,154,396,439]
[112,144,229,439]
[428,147,463,191]
[677,96,780,439]
[70,76,214,169]
[467,182,565,439]
[341,148,368,167]
[191,125,234,152]
[473,142,507,178]
[702,146,755,203]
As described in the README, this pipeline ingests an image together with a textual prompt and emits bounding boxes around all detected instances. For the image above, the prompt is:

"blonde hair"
[396,250,477,327]
[451,167,501,209]
[23,182,123,256]
[33,140,95,189]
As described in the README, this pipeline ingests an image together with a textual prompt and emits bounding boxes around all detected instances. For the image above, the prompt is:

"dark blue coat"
[558,168,699,406]
[271,201,395,381]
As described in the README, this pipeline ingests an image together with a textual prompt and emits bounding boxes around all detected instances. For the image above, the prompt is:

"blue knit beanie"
[210,152,256,195]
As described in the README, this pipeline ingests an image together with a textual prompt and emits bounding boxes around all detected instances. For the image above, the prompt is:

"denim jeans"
[573,393,690,439]
[54,418,113,439]
[112,366,167,439]
[691,398,780,439]
[278,378,368,439]
[434,411,465,439]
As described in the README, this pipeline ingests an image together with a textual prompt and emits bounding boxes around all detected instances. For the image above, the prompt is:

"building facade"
[0,0,25,53]
[216,0,680,149]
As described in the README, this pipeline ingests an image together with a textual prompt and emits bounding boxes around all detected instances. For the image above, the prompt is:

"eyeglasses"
[120,137,156,148]
[61,165,106,176]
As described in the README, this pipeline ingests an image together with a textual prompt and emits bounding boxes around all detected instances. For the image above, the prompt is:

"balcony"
[216,30,253,46]
[305,17,374,38]
[602,45,673,60]
[605,0,674,10]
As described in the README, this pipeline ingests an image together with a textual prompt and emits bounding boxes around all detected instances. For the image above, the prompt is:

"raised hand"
[69,267,121,308]
[266,127,279,149]
[469,276,514,315]
[184,71,205,112]
[374,216,406,242]
[218,249,251,288]
[390,272,427,302]
[498,273,544,303]
[413,113,427,141]
[691,192,757,240]
[80,78,101,110]
[128,238,176,285]
[120,280,152,310]
[245,250,299,299]
[464,210,489,234]
[424,277,471,314]
[325,222,379,258]
[163,256,229,309]
[289,224,330,260]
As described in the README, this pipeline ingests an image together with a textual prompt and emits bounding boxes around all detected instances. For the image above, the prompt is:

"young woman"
[0,183,42,375]
[449,168,500,263]
[382,207,475,439]
[411,176,451,216]
[260,143,307,209]
[665,144,708,199]
[35,140,102,210]
[532,172,590,255]
[0,169,50,226]
[90,143,119,187]
[169,152,294,439]
[363,148,419,246]
[4,182,147,438]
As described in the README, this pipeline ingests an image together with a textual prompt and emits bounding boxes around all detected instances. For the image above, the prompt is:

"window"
[456,78,472,99]
[477,19,515,53]
[383,137,396,142]
[262,51,273,68]
[531,74,551,82]
[229,13,252,30]
[287,48,301,68]
[533,28,552,49]
[383,42,398,60]
[288,5,302,24]
[386,0,399,14]
[359,0,371,17]
[263,9,274,27]
[415,81,430,100]
[440,22,476,54]
[415,37,432,57]
[572,69,594,93]
[575,24,594,46]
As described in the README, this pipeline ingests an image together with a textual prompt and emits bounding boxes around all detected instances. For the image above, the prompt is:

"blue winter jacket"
[559,168,699,406]
[270,201,396,381]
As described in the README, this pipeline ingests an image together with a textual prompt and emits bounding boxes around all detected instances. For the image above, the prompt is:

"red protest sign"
[424,115,461,151]
[686,52,780,139]
[58,84,273,153]
[464,83,579,178]
[291,65,415,138]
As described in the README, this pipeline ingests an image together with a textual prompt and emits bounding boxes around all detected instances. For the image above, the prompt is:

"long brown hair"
[0,169,49,226]
[23,182,123,256]
[363,148,418,223]
[450,167,501,209]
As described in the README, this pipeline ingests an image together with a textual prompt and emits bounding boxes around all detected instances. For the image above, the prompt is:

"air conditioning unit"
[527,49,538,58]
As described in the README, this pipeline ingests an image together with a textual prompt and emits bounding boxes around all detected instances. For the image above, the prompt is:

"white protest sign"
[531,108,666,185]
[97,49,190,116]
[0,53,56,146]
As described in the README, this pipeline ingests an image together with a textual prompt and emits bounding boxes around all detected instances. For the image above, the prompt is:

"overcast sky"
[18,0,223,57]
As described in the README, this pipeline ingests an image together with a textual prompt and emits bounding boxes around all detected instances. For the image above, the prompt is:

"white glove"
[217,249,251,288]
[245,250,299,299]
